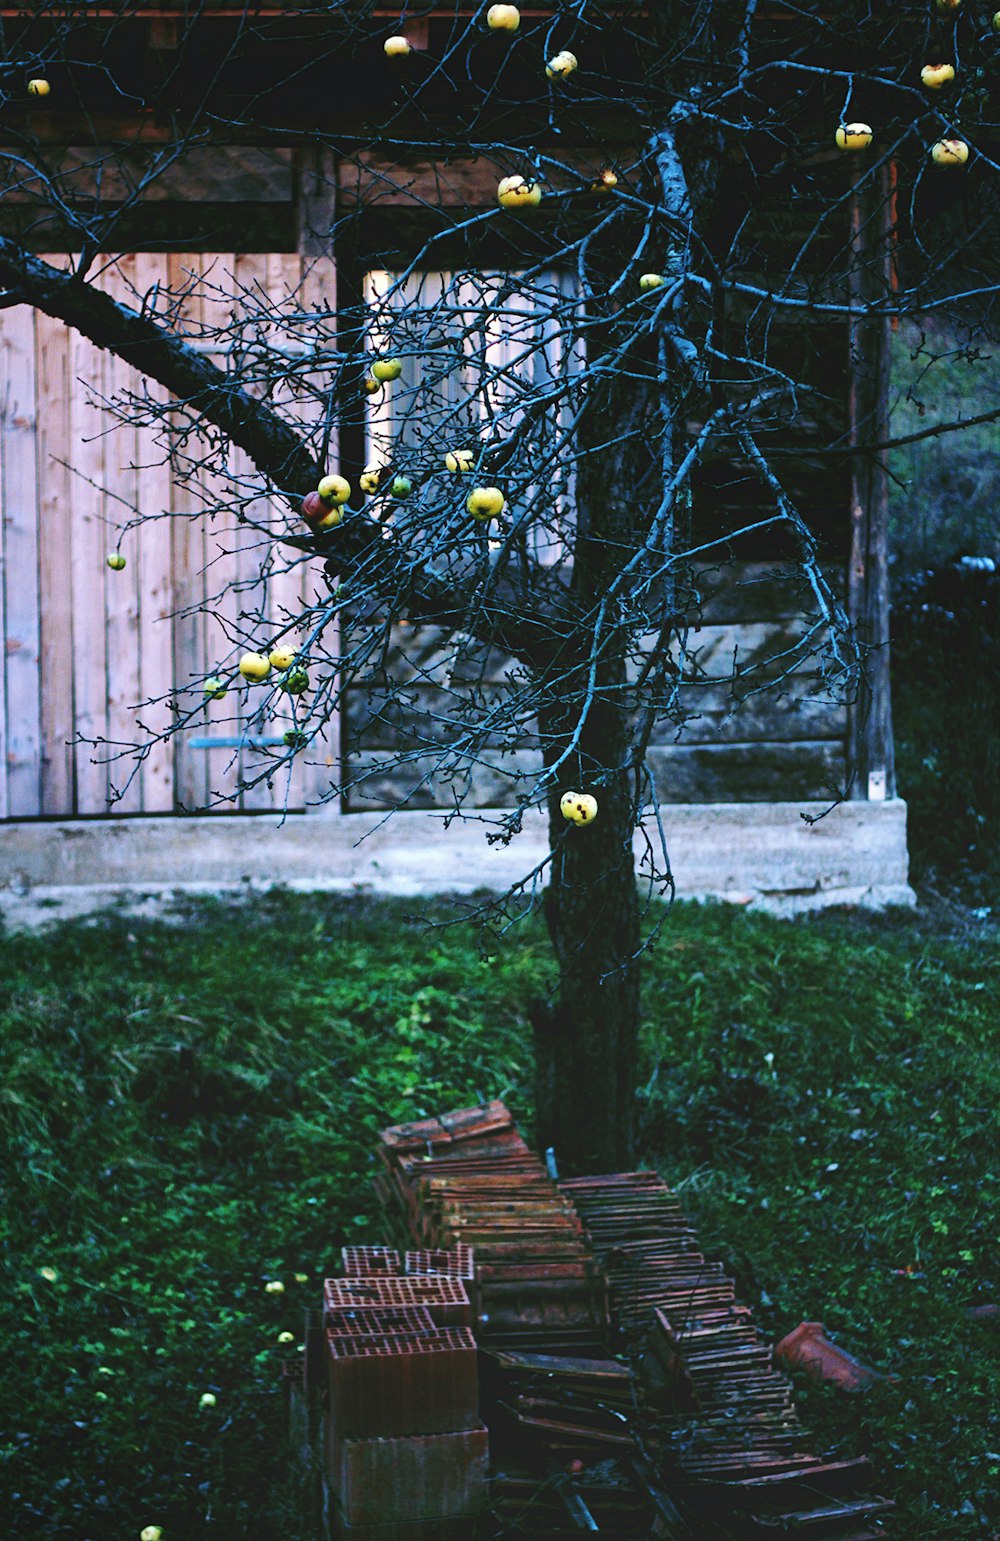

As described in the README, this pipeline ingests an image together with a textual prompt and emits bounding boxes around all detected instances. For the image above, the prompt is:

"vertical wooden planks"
[132,251,176,813]
[68,302,110,813]
[100,257,144,813]
[35,295,76,815]
[0,304,42,815]
[168,250,209,812]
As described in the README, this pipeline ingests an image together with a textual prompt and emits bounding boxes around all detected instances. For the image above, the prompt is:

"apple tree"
[1,1,998,1170]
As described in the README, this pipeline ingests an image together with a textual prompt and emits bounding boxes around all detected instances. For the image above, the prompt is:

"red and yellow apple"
[591,168,618,192]
[921,62,955,88]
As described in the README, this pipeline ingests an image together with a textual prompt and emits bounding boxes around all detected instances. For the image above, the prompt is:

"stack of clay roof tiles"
[563,1171,894,1539]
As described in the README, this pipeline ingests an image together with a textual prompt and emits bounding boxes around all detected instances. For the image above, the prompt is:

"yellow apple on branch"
[921,63,955,88]
[560,791,598,827]
[359,465,385,495]
[106,552,126,570]
[931,137,969,164]
[466,486,506,521]
[497,174,542,210]
[317,474,351,506]
[383,35,411,57]
[203,676,228,700]
[277,666,310,695]
[268,646,297,670]
[835,123,873,151]
[639,272,665,292]
[487,4,520,30]
[239,652,271,682]
[362,374,381,395]
[445,448,475,473]
[546,50,578,79]
[372,358,403,383]
[27,79,50,97]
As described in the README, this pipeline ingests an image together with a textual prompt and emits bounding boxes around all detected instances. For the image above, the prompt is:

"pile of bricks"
[376,1100,607,1351]
[321,1243,488,1539]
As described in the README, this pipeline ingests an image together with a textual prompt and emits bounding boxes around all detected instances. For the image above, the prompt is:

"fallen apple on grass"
[467,486,506,520]
[497,174,542,210]
[199,1393,217,1410]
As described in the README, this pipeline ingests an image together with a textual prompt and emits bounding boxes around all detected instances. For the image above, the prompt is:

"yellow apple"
[993,10,1000,31]
[39,1266,58,1282]
[277,1330,295,1343]
[466,486,506,520]
[277,666,309,695]
[140,1529,163,1541]
[106,552,126,570]
[315,505,343,530]
[362,374,381,395]
[921,63,955,88]
[931,137,969,164]
[359,465,384,495]
[591,168,618,192]
[639,272,665,292]
[372,358,403,383]
[27,79,50,97]
[497,174,542,210]
[265,1279,285,1295]
[383,35,410,57]
[560,790,598,826]
[239,652,271,683]
[268,646,296,670]
[445,448,475,473]
[487,4,520,30]
[546,50,578,79]
[203,676,228,700]
[318,474,351,506]
[835,123,873,151]
[199,1393,217,1410]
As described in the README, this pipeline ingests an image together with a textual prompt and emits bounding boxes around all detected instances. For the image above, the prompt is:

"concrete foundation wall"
[0,801,914,927]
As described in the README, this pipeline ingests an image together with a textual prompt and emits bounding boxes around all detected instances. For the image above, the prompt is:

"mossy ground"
[1,892,997,1538]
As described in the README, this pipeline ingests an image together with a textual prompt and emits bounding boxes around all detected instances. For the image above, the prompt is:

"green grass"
[1,893,998,1539]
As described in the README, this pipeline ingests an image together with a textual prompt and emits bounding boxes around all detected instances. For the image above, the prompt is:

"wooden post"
[847,161,895,801]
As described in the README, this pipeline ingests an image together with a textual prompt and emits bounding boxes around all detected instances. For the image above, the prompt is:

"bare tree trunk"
[534,684,641,1175]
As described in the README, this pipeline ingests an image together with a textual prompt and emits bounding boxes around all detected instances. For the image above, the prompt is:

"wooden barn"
[0,6,912,915]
